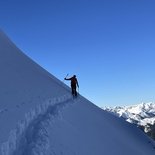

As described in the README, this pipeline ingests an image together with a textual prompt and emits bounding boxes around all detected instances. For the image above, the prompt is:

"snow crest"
[1,94,74,155]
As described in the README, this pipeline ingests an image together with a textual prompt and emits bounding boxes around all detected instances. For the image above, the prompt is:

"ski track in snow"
[11,95,79,155]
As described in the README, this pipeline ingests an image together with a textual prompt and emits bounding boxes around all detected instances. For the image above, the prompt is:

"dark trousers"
[71,85,77,96]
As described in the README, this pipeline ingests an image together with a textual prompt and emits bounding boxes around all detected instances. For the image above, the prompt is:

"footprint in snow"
[0,108,8,114]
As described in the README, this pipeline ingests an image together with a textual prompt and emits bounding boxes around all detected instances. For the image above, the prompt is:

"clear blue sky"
[0,0,155,107]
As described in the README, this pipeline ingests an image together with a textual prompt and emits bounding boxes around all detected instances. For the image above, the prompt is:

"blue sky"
[0,0,155,107]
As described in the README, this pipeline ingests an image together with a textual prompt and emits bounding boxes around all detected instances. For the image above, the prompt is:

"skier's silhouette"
[64,75,79,97]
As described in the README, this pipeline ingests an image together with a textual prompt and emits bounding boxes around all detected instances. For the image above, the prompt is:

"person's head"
[73,75,76,78]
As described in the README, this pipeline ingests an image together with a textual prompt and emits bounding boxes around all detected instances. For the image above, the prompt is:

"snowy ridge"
[1,94,72,155]
[1,30,155,155]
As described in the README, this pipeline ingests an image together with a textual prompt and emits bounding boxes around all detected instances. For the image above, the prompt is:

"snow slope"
[0,30,155,155]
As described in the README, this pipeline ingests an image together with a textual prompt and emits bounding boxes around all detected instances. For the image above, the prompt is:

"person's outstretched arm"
[64,77,72,80]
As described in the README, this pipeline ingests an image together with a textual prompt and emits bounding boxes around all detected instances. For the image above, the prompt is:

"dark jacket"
[65,76,79,87]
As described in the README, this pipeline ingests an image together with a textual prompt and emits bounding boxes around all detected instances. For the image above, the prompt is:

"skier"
[64,75,79,97]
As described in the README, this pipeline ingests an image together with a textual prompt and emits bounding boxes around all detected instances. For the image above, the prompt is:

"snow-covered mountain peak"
[105,102,155,141]
[106,102,155,117]
[123,102,155,118]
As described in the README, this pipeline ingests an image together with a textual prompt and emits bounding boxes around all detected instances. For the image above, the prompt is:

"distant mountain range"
[104,102,155,140]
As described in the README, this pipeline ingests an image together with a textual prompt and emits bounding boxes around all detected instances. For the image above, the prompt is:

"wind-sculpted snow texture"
[12,95,73,155]
[0,30,155,155]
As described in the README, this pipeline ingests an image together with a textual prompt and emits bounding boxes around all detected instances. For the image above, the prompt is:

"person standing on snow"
[64,75,79,97]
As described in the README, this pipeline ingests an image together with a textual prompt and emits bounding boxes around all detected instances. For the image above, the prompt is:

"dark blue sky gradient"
[0,0,155,106]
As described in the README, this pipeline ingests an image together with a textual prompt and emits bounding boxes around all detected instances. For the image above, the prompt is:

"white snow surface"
[0,30,155,155]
